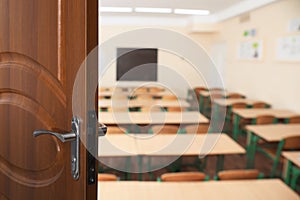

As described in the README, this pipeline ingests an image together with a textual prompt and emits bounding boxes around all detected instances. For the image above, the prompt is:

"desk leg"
[138,155,143,181]
[291,166,300,190]
[246,132,258,169]
[216,155,225,173]
[125,157,131,180]
[233,114,241,141]
[199,95,204,113]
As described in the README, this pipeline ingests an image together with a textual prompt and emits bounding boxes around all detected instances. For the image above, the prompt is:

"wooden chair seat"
[252,102,269,108]
[150,125,179,134]
[255,115,276,124]
[227,93,244,99]
[160,172,206,182]
[98,173,118,181]
[217,169,260,180]
[184,124,209,134]
[106,126,127,134]
[288,116,300,124]
[164,107,185,112]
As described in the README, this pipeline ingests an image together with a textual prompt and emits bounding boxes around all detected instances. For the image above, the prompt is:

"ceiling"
[100,0,245,16]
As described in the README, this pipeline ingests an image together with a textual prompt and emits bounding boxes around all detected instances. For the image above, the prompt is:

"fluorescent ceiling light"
[174,9,210,15]
[135,7,172,14]
[100,7,133,13]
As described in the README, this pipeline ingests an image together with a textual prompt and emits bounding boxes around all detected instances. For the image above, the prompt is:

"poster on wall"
[276,35,300,62]
[238,40,263,60]
[288,18,300,32]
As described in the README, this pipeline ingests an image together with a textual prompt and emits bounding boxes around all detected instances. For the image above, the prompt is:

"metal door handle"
[98,123,107,136]
[33,130,76,142]
[33,117,80,180]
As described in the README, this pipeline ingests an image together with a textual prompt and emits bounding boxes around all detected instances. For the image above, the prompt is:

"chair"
[106,107,128,112]
[133,87,149,93]
[209,88,223,92]
[287,116,300,124]
[159,172,207,182]
[184,124,209,134]
[161,95,178,101]
[149,125,179,134]
[227,93,244,99]
[259,136,300,177]
[164,107,185,112]
[216,169,262,180]
[98,173,118,181]
[140,106,161,112]
[99,87,113,92]
[178,124,209,171]
[254,115,277,124]
[148,87,164,93]
[204,93,224,117]
[227,103,248,131]
[135,94,153,100]
[106,126,127,134]
[252,102,270,108]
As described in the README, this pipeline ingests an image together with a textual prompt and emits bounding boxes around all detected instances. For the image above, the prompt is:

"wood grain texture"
[0,0,98,199]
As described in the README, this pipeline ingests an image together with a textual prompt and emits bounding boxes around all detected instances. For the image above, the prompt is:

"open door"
[0,0,98,199]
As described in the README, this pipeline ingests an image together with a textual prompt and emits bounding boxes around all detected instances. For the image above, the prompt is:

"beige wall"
[99,25,215,97]
[212,0,300,112]
[99,0,300,112]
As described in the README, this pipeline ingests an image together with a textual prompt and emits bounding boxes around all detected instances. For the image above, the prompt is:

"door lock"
[33,117,80,180]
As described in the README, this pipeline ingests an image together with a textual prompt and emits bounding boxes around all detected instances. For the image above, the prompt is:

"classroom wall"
[212,0,300,112]
[99,25,216,98]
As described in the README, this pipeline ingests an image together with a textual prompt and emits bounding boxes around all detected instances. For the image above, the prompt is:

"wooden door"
[0,0,98,199]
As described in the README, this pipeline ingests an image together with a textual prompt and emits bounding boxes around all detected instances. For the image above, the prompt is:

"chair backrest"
[184,124,209,134]
[255,115,276,125]
[209,88,223,92]
[150,125,179,134]
[210,93,224,100]
[283,136,300,150]
[217,169,260,180]
[161,95,178,101]
[252,102,269,108]
[98,173,118,181]
[165,107,185,112]
[160,172,206,182]
[106,107,128,112]
[288,116,300,124]
[140,106,162,112]
[231,102,248,109]
[135,94,153,100]
[227,93,244,99]
[148,87,164,93]
[106,126,127,134]
[134,87,149,93]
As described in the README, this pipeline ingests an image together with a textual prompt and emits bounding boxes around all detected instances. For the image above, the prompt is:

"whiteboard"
[238,40,263,60]
[277,35,300,62]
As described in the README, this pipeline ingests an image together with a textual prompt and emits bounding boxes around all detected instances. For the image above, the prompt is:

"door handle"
[33,117,80,180]
[98,123,107,136]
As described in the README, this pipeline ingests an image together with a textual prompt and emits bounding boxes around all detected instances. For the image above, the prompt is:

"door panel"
[0,0,98,199]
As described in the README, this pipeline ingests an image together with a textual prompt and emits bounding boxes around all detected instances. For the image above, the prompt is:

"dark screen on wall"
[116,48,158,81]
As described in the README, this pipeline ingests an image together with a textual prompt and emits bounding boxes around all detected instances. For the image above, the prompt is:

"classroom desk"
[213,99,269,107]
[99,99,190,108]
[232,109,298,140]
[212,99,270,125]
[99,111,209,125]
[98,179,299,200]
[245,124,300,169]
[99,134,245,177]
[199,91,245,116]
[282,151,300,188]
